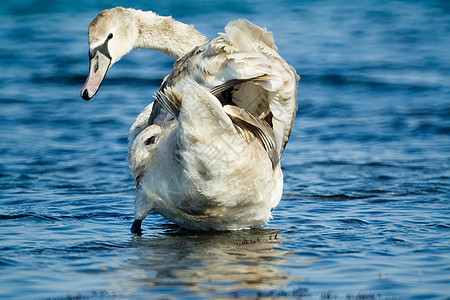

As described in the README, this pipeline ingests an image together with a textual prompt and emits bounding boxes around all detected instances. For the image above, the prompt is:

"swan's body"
[81,7,299,233]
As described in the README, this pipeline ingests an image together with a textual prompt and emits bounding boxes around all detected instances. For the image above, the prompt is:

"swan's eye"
[107,33,113,39]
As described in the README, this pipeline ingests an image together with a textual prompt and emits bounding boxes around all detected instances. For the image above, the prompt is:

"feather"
[209,78,253,96]
[224,105,279,169]
[225,19,262,52]
[154,87,181,119]
[225,19,277,52]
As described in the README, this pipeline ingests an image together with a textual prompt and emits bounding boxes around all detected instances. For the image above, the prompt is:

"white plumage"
[80,7,299,233]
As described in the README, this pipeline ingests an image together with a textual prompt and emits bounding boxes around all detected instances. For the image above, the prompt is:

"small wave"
[309,71,441,91]
[0,211,130,222]
[0,257,18,267]
[63,212,131,220]
[361,161,398,168]
[383,237,407,244]
[0,213,58,221]
[312,194,379,201]
[29,241,129,256]
[375,175,396,181]
[282,191,382,201]
[411,121,450,136]
[337,218,369,225]
[0,214,33,220]
[65,241,128,252]
[435,224,450,230]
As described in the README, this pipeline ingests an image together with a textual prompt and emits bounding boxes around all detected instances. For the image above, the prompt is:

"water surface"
[1,0,449,299]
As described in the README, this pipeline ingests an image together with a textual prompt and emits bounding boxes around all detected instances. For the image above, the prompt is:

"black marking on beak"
[89,32,114,62]
[90,37,112,62]
[81,89,90,100]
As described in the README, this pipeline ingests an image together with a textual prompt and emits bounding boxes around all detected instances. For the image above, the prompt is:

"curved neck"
[133,10,208,58]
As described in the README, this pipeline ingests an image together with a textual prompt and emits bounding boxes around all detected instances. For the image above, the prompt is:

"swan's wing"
[129,102,155,145]
[159,19,299,158]
[222,19,299,157]
[168,79,279,174]
[155,88,181,119]
[146,19,299,158]
[157,77,256,120]
[209,78,254,95]
[224,105,279,169]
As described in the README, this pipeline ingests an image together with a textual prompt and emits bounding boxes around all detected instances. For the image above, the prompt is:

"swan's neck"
[133,10,208,58]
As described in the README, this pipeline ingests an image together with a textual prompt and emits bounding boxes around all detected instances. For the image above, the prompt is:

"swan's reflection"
[123,228,300,297]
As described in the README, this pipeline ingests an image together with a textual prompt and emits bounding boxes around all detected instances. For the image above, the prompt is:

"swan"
[80,7,299,233]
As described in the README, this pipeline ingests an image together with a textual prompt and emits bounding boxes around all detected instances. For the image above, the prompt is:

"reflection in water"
[122,229,302,297]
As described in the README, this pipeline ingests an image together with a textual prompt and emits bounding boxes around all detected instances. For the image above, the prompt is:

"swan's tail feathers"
[225,19,277,52]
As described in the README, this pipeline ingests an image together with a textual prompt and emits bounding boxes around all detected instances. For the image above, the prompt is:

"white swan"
[80,7,299,233]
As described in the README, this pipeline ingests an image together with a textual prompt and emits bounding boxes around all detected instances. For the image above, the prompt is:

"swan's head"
[81,7,139,100]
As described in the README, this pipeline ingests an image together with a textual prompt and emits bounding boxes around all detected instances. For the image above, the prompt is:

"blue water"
[1,0,449,299]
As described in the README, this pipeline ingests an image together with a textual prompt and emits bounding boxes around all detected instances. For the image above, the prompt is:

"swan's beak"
[81,50,111,101]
